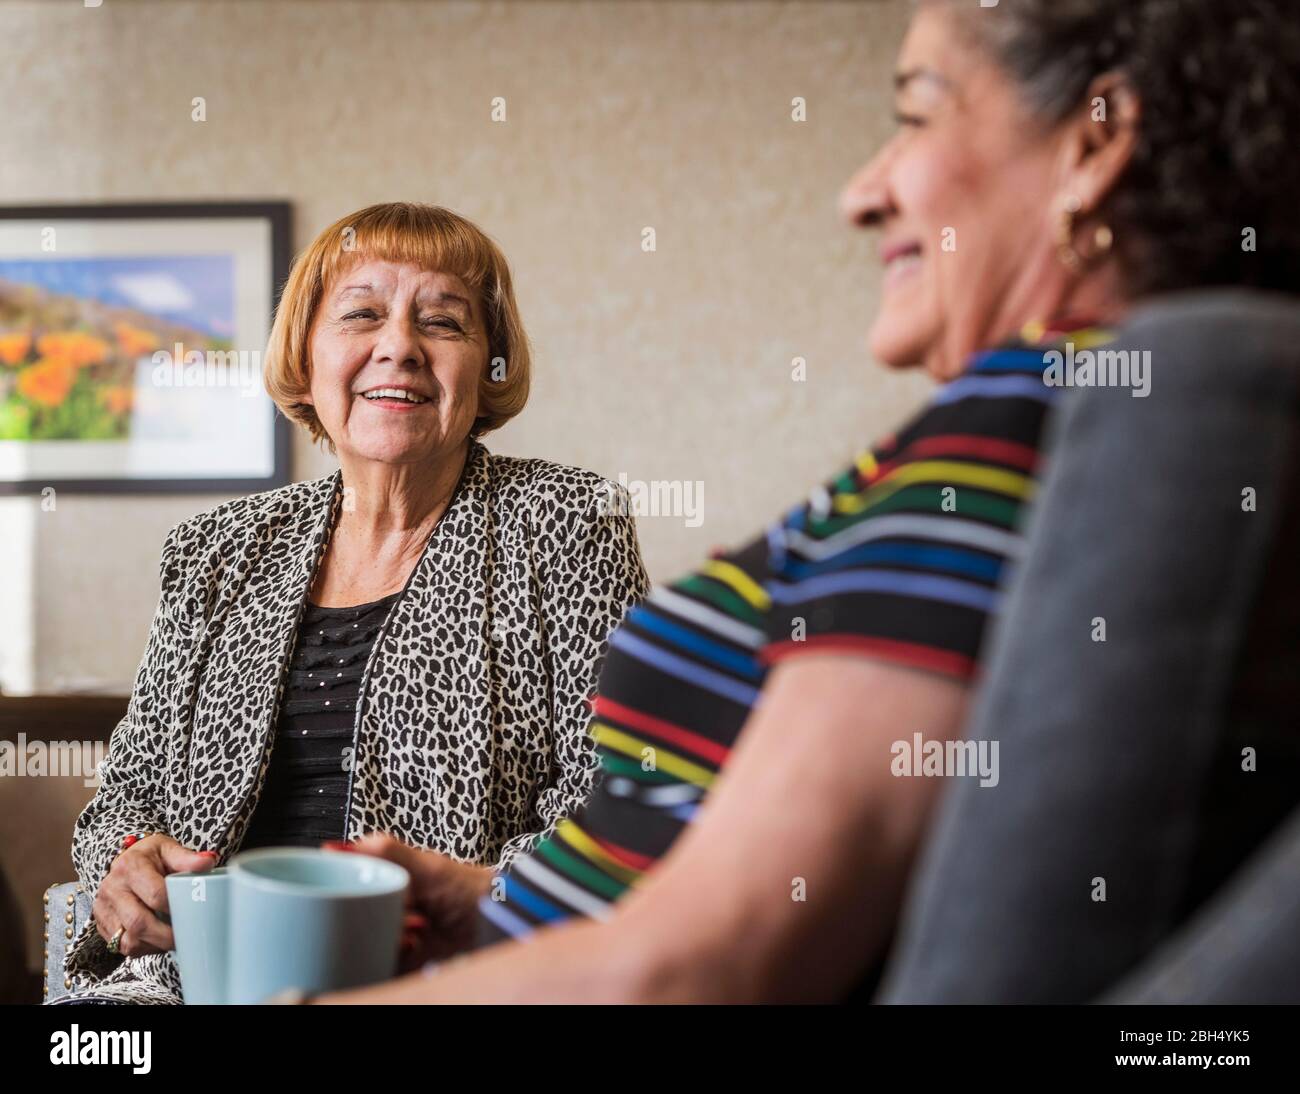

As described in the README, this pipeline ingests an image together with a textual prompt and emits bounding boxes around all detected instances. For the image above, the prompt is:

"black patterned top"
[239,591,402,850]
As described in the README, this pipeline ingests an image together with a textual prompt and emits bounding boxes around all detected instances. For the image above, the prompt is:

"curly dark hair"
[931,0,1300,297]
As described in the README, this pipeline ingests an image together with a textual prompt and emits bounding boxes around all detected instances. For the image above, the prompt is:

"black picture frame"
[0,200,292,494]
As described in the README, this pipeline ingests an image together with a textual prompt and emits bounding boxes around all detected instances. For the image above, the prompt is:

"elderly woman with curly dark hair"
[57,203,648,1004]
[315,0,1300,1003]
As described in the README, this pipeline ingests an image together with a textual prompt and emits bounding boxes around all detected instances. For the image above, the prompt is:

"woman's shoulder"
[165,473,338,552]
[480,449,617,521]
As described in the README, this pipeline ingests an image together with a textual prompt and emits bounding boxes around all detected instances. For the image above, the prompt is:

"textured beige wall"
[0,0,930,694]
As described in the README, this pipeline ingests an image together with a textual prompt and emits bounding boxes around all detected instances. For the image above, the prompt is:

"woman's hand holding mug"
[94,834,219,957]
[329,834,492,968]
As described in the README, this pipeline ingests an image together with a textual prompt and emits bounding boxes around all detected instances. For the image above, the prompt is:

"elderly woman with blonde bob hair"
[57,203,648,1004]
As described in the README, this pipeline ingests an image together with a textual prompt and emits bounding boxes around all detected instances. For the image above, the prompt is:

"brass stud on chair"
[66,894,75,907]
[65,927,73,939]
[44,912,50,924]
[43,931,49,942]
[64,978,72,990]
[65,911,73,924]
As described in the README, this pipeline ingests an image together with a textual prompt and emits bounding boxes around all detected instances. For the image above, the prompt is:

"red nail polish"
[197,851,219,858]
[322,841,355,853]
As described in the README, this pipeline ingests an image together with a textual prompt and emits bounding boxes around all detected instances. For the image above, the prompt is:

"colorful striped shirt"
[475,323,1109,947]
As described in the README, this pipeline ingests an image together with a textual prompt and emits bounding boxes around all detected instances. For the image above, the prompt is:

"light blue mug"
[226,848,409,1004]
[165,866,231,1005]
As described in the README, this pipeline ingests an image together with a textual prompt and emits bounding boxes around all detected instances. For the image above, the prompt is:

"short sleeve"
[759,357,1058,681]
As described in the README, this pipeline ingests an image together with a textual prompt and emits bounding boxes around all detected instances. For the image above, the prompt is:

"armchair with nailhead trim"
[43,881,92,1003]
[0,695,126,1003]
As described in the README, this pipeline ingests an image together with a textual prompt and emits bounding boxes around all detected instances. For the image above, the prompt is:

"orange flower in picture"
[17,359,76,407]
[34,332,75,366]
[99,385,134,415]
[36,330,111,368]
[113,322,159,358]
[0,331,32,365]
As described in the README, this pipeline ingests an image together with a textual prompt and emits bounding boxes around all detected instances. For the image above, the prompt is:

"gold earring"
[1056,195,1113,272]
[1092,223,1114,258]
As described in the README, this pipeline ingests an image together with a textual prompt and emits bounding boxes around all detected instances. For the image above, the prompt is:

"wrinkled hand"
[331,834,492,968]
[94,834,218,958]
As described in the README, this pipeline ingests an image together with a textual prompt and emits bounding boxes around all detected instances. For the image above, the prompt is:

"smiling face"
[303,259,486,468]
[840,5,1071,379]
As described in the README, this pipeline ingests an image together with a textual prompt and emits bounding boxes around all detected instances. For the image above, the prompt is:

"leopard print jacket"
[59,441,648,1004]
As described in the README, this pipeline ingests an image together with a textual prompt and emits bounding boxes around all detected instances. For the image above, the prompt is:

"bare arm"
[320,653,967,1003]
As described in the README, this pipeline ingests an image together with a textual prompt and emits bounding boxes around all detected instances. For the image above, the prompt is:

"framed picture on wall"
[0,201,291,494]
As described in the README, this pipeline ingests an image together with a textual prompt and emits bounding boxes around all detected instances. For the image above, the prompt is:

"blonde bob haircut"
[264,202,531,447]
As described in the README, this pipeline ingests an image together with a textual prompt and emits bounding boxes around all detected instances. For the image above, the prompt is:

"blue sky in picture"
[0,254,235,338]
